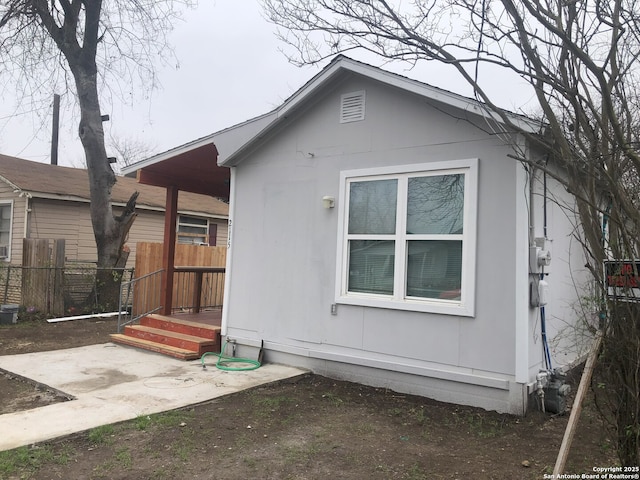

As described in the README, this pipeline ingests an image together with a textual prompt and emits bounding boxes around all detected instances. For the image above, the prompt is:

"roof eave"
[220,56,542,167]
[121,136,217,176]
[0,174,22,193]
[121,110,278,176]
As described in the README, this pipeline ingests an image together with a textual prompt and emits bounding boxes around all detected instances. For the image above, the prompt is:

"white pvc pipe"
[46,311,127,323]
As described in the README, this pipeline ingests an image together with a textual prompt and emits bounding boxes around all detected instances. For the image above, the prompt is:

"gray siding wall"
[225,77,534,412]
[225,76,588,413]
[527,169,590,377]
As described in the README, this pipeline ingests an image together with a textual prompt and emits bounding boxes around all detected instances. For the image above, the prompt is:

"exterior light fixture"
[322,196,335,209]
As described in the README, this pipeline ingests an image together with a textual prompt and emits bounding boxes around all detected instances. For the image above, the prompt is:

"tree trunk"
[73,67,137,311]
[600,301,640,466]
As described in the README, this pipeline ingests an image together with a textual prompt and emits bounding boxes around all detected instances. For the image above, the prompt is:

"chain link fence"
[0,263,134,319]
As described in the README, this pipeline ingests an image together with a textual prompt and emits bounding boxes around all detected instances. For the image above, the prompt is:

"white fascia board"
[28,191,141,209]
[270,56,542,132]
[336,58,541,133]
[0,174,22,193]
[214,112,276,165]
[220,65,348,166]
[26,191,91,204]
[122,112,277,175]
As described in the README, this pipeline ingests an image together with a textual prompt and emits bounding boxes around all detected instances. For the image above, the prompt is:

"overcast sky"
[0,1,535,169]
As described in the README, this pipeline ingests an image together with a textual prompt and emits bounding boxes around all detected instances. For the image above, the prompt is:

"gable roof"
[122,55,542,182]
[219,55,542,166]
[0,154,228,218]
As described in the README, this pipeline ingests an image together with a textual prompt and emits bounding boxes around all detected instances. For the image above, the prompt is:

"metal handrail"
[118,269,164,332]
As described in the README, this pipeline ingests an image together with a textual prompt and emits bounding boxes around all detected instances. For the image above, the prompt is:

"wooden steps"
[110,314,221,360]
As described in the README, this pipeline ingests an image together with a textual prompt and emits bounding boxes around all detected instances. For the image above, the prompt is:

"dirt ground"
[0,317,622,480]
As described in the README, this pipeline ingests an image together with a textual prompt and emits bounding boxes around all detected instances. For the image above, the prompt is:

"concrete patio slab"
[0,343,306,452]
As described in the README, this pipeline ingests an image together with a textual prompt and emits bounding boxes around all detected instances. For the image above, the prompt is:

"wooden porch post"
[161,185,179,315]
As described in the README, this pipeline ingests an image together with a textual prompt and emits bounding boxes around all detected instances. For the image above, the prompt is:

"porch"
[113,139,231,360]
[110,262,226,360]
[110,310,222,360]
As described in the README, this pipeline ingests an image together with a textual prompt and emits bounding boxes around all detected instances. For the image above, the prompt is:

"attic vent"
[340,90,366,123]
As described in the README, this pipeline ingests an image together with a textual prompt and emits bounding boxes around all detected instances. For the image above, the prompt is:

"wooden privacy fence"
[133,242,227,315]
[20,238,134,317]
[22,238,65,316]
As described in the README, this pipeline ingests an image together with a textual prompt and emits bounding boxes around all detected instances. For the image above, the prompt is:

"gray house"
[127,56,591,414]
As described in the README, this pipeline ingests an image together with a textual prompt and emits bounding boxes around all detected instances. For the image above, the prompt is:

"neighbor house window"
[0,202,12,260]
[336,159,477,316]
[177,215,209,245]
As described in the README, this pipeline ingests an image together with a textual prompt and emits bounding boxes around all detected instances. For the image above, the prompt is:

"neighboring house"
[126,56,592,415]
[0,154,228,268]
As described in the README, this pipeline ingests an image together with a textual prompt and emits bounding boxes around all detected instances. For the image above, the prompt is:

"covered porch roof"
[130,140,230,200]
[122,137,232,317]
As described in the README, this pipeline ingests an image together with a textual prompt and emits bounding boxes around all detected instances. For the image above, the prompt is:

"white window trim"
[176,214,210,245]
[0,200,13,262]
[335,159,478,317]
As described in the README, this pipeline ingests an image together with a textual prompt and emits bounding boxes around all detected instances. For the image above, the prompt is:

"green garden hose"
[200,340,261,371]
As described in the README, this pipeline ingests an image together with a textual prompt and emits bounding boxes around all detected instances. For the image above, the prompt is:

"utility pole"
[51,93,60,165]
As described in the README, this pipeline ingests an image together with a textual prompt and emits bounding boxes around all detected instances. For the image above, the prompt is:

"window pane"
[348,240,395,295]
[180,216,207,226]
[178,235,207,245]
[406,240,462,300]
[349,179,397,234]
[407,174,464,234]
[0,206,9,233]
[179,225,207,235]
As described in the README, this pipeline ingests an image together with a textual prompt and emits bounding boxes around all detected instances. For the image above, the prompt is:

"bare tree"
[107,134,158,175]
[0,0,194,309]
[263,0,640,465]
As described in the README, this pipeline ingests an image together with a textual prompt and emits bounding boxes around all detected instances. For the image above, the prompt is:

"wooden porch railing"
[118,266,225,332]
[172,266,225,313]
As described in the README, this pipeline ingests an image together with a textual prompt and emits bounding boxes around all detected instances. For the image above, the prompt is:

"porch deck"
[166,308,222,327]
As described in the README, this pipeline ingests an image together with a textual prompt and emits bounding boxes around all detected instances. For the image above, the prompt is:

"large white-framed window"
[0,202,12,260]
[335,159,478,316]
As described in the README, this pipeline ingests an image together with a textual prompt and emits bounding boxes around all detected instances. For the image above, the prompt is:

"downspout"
[23,192,31,239]
[221,166,236,338]
[543,168,548,239]
[529,165,536,247]
[515,162,530,386]
[540,164,552,371]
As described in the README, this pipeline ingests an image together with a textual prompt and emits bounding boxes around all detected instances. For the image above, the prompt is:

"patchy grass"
[88,424,115,445]
[0,375,618,480]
